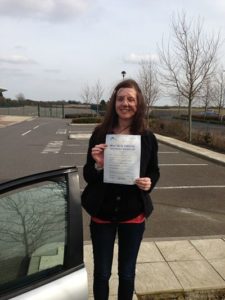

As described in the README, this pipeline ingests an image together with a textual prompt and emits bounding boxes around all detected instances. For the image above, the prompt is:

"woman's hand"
[135,177,152,191]
[91,143,107,168]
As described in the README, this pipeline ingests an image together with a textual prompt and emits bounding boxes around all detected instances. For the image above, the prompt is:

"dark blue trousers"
[90,221,145,300]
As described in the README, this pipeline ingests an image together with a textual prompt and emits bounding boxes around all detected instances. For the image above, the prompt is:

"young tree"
[159,12,220,141]
[138,60,160,118]
[80,84,92,104]
[200,78,214,113]
[172,92,186,114]
[92,80,104,115]
[211,70,225,115]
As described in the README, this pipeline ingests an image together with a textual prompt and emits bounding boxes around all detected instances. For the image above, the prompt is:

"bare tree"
[80,84,92,104]
[211,70,225,115]
[172,92,186,114]
[159,12,220,141]
[138,60,160,118]
[92,80,104,115]
[200,78,214,113]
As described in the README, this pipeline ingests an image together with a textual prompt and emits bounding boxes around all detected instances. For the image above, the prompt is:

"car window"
[0,177,67,291]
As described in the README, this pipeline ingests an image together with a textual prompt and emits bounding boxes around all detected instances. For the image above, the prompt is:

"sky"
[0,0,225,105]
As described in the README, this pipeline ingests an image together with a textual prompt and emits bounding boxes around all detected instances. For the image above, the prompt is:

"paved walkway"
[84,238,225,299]
[0,115,33,128]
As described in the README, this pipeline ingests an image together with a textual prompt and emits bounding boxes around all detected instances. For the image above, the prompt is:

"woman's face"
[115,87,138,121]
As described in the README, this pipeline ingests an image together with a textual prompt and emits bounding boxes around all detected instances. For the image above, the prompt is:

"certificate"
[104,134,141,185]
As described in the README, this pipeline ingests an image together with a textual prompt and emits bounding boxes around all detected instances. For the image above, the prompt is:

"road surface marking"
[22,130,31,136]
[155,185,225,190]
[60,165,74,168]
[65,144,81,146]
[159,163,208,166]
[159,151,179,154]
[33,125,39,129]
[60,164,208,168]
[41,141,63,154]
[178,208,220,222]
[56,129,67,134]
[69,133,91,139]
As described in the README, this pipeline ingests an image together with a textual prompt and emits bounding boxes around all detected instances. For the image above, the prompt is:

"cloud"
[0,55,37,65]
[124,53,159,64]
[0,0,91,22]
[14,45,27,50]
[0,67,33,77]
[44,68,61,74]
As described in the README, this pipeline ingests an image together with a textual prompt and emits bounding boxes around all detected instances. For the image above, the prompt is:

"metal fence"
[0,105,64,118]
[0,105,94,118]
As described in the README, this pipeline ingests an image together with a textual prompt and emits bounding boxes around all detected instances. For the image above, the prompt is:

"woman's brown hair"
[95,79,147,140]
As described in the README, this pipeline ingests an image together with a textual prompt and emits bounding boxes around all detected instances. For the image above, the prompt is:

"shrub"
[178,114,225,125]
[211,134,225,152]
[150,119,187,139]
[65,113,95,119]
[192,131,212,146]
[71,117,102,124]
[150,118,225,154]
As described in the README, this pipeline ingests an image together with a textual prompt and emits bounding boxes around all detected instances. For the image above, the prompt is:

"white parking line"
[159,151,179,154]
[33,125,39,129]
[178,208,219,222]
[56,129,67,134]
[155,185,225,190]
[64,164,208,168]
[159,164,208,166]
[42,141,63,154]
[69,134,91,139]
[22,130,31,136]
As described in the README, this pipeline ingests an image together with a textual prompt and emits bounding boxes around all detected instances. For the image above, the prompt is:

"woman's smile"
[115,87,137,121]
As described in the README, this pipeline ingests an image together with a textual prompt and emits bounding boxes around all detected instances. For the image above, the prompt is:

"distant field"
[151,107,225,118]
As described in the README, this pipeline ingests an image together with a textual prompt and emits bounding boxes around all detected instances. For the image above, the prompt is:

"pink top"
[91,213,145,224]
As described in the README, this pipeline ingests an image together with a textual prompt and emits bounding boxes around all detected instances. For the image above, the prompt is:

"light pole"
[121,71,126,80]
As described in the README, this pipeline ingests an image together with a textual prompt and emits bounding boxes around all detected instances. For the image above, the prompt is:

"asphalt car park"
[149,143,225,237]
[1,119,224,240]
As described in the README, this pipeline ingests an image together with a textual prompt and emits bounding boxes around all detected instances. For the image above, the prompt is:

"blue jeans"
[90,221,145,300]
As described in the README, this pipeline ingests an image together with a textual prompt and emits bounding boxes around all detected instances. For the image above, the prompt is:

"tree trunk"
[188,100,192,142]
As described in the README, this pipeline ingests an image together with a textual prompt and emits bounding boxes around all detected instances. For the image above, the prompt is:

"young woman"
[82,79,160,300]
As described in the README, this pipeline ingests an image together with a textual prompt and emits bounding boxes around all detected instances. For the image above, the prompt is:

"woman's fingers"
[135,177,151,191]
[91,144,107,165]
[91,144,107,152]
[92,145,107,156]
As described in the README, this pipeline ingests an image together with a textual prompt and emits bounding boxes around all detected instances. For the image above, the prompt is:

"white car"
[0,167,88,300]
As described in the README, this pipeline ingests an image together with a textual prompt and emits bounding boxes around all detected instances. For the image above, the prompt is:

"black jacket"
[82,129,160,220]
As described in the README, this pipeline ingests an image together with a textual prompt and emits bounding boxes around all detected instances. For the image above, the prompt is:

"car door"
[0,167,88,300]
